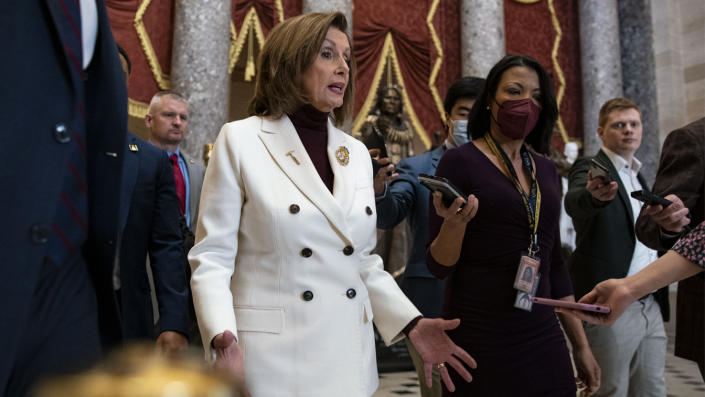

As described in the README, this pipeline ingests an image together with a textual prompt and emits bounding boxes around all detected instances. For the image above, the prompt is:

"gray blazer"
[182,152,205,232]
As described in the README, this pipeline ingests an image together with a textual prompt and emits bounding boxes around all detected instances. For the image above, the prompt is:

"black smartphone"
[418,174,466,207]
[371,158,392,176]
[589,159,612,182]
[631,190,672,207]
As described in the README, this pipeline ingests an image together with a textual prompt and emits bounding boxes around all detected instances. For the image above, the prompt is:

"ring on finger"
[436,362,445,369]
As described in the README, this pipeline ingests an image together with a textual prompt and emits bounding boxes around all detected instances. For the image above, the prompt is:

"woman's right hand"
[212,331,252,397]
[431,191,479,227]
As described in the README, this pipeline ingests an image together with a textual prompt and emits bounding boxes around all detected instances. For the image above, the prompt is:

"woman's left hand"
[573,345,601,396]
[408,318,477,392]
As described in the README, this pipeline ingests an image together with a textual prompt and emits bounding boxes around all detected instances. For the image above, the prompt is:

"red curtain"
[106,0,301,106]
[504,0,583,150]
[232,0,301,35]
[353,0,461,147]
[107,0,174,103]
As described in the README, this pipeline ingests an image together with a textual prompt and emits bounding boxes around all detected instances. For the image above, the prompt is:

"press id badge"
[514,274,540,311]
[513,254,540,293]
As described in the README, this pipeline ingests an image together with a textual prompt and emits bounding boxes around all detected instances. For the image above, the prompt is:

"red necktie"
[169,154,186,215]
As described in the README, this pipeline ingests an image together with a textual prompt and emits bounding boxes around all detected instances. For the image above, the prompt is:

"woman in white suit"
[189,12,476,397]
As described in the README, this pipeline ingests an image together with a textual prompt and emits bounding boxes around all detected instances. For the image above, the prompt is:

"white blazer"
[189,115,420,397]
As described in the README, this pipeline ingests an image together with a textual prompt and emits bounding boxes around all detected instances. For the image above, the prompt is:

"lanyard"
[483,133,541,255]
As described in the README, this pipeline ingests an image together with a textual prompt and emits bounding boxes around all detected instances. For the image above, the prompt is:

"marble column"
[579,0,623,157]
[460,0,505,79]
[619,0,660,185]
[171,0,232,164]
[302,0,353,35]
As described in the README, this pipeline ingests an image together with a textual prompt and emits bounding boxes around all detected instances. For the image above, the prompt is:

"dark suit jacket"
[0,0,126,387]
[376,145,444,279]
[635,118,704,367]
[118,133,190,340]
[565,150,668,318]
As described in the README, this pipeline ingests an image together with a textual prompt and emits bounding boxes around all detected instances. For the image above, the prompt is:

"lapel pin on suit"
[335,146,349,166]
[286,150,300,165]
[128,144,138,152]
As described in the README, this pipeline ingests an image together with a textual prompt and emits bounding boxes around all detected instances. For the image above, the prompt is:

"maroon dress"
[426,143,577,396]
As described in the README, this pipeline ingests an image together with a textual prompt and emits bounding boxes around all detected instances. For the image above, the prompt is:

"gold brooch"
[335,146,350,166]
[128,144,138,152]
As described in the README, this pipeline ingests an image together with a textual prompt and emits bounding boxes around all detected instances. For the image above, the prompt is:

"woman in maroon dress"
[426,55,601,396]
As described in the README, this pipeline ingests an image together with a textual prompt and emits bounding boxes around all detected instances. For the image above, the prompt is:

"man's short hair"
[148,91,188,114]
[598,97,641,127]
[443,76,485,114]
[246,12,354,126]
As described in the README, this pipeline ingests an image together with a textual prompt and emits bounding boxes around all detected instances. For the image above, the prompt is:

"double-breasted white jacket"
[189,115,421,397]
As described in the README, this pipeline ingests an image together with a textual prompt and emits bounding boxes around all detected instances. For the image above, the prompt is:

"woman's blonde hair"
[247,12,355,126]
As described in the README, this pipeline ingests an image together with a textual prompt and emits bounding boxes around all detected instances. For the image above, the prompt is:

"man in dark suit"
[116,49,190,353]
[374,77,484,397]
[635,117,704,377]
[144,91,205,344]
[0,0,126,394]
[566,98,666,396]
[118,132,191,350]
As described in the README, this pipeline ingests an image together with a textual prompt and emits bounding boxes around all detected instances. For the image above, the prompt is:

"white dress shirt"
[602,146,658,276]
[80,0,98,69]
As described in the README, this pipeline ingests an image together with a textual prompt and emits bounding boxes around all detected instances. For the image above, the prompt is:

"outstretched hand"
[556,279,636,325]
[408,318,476,392]
[369,148,397,196]
[586,171,618,202]
[212,331,251,397]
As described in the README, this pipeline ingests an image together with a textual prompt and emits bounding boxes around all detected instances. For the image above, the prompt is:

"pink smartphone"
[531,297,611,314]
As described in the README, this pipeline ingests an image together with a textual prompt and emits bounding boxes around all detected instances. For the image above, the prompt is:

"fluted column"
[460,0,505,78]
[619,0,659,185]
[579,0,623,157]
[302,0,353,35]
[171,0,232,164]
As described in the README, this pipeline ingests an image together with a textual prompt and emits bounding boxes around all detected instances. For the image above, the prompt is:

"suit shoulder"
[223,115,262,130]
[399,149,434,169]
[126,131,165,159]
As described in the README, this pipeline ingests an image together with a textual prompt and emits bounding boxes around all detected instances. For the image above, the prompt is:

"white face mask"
[451,119,470,147]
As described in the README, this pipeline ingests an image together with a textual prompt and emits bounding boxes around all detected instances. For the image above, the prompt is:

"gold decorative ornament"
[128,144,139,152]
[427,0,446,124]
[547,0,569,144]
[134,0,170,90]
[335,146,350,166]
[203,143,213,166]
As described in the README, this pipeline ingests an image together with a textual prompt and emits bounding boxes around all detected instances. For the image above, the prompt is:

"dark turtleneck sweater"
[288,104,334,192]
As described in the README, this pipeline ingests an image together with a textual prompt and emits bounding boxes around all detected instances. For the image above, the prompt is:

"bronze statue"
[357,85,414,164]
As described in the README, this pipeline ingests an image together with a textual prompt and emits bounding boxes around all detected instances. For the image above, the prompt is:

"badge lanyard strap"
[483,133,541,256]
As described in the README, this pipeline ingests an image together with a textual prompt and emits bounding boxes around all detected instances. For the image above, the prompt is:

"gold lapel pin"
[128,144,139,152]
[286,150,300,165]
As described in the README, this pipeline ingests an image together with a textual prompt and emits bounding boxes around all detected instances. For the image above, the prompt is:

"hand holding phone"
[531,297,611,314]
[630,190,672,207]
[418,174,467,207]
[588,159,611,182]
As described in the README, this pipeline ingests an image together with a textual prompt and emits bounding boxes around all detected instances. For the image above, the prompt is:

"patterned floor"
[373,293,704,397]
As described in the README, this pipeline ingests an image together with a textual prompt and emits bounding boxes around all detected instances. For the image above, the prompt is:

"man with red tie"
[145,92,205,236]
[1,0,126,395]
[115,48,191,355]
[145,92,205,345]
